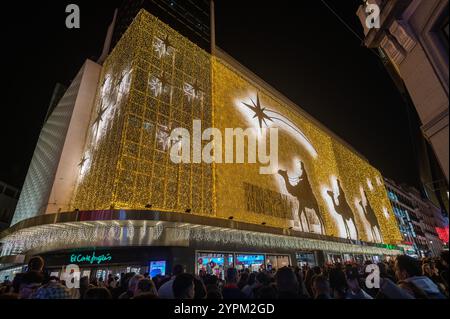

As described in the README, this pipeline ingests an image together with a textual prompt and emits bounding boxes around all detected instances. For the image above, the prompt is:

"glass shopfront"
[343,254,353,263]
[296,252,317,267]
[196,253,234,280]
[236,254,265,272]
[326,253,343,264]
[0,266,24,282]
[195,251,291,278]
[48,265,145,282]
[266,255,290,271]
[353,254,364,264]
[371,255,381,263]
[35,247,178,282]
[326,253,383,265]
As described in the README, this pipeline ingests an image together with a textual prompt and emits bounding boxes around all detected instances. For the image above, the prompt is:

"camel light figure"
[358,189,383,243]
[326,179,359,240]
[278,161,325,234]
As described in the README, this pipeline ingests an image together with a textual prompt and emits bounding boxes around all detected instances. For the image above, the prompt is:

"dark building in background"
[0,182,19,231]
[111,0,212,52]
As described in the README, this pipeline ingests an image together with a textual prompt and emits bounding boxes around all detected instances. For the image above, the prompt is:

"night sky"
[0,0,421,190]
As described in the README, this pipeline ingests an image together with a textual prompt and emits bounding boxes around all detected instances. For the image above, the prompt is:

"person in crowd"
[304,266,321,297]
[256,284,278,299]
[173,273,195,299]
[107,274,115,288]
[0,282,13,296]
[422,261,447,295]
[78,276,90,300]
[294,267,310,298]
[378,262,396,282]
[203,274,219,288]
[12,255,47,299]
[84,287,113,299]
[304,268,316,297]
[237,271,249,291]
[158,264,184,299]
[222,268,246,299]
[395,255,446,299]
[119,274,144,299]
[345,267,373,299]
[275,267,302,299]
[134,278,158,298]
[250,272,271,299]
[241,272,257,298]
[312,274,332,299]
[98,277,106,288]
[329,264,347,299]
[27,256,45,273]
[376,276,415,299]
[111,272,132,299]
[12,273,24,294]
[90,277,99,287]
[439,251,448,290]
[152,275,164,290]
[19,271,44,299]
[193,276,207,299]
[198,269,207,282]
[202,275,221,299]
[32,276,73,299]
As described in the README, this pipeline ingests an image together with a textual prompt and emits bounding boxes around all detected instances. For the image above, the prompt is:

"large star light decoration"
[78,155,88,169]
[184,80,203,101]
[242,94,273,130]
[150,72,171,97]
[93,106,108,128]
[154,34,174,58]
[239,93,318,158]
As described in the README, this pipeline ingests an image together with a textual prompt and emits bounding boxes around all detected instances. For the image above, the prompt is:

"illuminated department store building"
[0,9,404,281]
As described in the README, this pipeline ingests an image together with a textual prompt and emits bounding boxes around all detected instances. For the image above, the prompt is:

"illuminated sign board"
[149,261,166,277]
[70,251,112,265]
[236,255,265,265]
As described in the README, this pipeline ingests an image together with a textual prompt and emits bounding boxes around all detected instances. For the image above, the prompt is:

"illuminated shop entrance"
[48,265,145,282]
[265,255,290,271]
[326,253,382,265]
[326,253,343,264]
[296,252,317,267]
[196,252,234,280]
[195,251,292,278]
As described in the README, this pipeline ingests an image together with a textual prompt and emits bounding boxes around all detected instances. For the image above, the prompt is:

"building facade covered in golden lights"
[0,10,403,280]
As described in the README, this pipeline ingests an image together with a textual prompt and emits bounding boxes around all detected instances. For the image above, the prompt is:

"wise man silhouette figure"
[327,179,359,240]
[358,189,382,242]
[278,161,325,234]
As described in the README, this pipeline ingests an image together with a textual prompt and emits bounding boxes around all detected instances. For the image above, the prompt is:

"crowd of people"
[0,251,448,300]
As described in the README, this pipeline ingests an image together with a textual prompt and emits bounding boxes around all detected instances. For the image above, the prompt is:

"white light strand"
[0,223,401,258]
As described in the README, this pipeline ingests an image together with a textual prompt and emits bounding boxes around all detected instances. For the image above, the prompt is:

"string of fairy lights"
[0,222,401,258]
[71,11,214,216]
[212,57,402,245]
